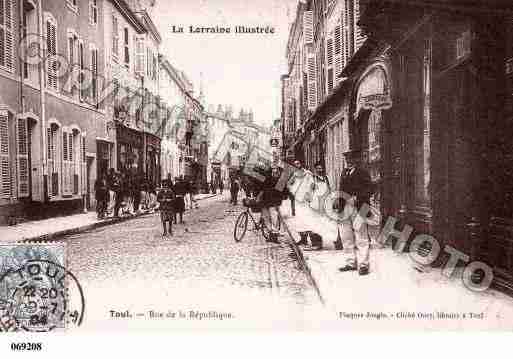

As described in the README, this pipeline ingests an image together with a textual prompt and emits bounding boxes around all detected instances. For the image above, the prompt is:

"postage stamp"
[0,243,84,332]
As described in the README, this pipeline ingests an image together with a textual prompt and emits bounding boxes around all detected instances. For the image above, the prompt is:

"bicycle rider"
[256,166,284,244]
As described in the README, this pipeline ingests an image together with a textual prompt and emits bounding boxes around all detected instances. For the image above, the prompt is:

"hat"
[343,149,361,157]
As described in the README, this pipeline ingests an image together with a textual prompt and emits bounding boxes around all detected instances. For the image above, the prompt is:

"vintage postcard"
[0,0,513,337]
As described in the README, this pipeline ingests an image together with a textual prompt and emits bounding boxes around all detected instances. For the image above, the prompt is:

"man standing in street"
[288,159,304,217]
[230,177,240,205]
[219,178,224,194]
[174,176,187,224]
[337,149,373,276]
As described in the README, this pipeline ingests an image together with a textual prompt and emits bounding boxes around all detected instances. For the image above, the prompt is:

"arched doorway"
[353,65,392,218]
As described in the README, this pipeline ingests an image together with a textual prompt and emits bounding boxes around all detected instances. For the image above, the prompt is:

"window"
[68,32,78,65]
[146,48,151,77]
[112,15,119,59]
[62,129,79,196]
[67,0,78,13]
[90,45,98,105]
[0,0,14,72]
[67,31,79,97]
[22,1,37,80]
[456,30,471,60]
[124,27,129,66]
[45,15,58,90]
[152,54,157,80]
[134,35,145,75]
[89,0,98,25]
[79,41,87,100]
[47,123,60,197]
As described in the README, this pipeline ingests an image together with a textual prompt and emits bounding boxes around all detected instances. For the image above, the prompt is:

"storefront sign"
[356,66,392,115]
[359,94,392,111]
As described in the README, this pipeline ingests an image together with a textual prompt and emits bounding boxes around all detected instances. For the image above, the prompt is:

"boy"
[157,180,176,237]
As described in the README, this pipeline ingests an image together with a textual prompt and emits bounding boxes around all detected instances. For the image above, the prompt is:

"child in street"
[157,180,176,237]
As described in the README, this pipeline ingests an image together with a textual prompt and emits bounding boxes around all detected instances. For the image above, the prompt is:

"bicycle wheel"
[234,211,249,242]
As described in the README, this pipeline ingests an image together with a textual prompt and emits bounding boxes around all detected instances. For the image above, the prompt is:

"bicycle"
[233,198,282,242]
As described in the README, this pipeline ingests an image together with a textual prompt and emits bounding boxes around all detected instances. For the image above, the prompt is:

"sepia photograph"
[1,0,513,346]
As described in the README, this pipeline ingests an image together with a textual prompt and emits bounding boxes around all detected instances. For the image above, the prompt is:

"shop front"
[116,122,143,174]
[350,63,393,222]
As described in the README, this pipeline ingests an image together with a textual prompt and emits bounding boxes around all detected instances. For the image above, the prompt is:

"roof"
[111,0,146,33]
[136,10,162,44]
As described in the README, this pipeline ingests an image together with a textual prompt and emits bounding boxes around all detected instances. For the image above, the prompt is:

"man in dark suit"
[337,149,373,276]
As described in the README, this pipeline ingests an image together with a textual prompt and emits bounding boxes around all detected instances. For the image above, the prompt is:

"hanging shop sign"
[356,66,392,116]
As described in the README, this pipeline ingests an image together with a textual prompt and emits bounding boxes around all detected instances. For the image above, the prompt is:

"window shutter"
[81,135,87,195]
[89,0,92,24]
[326,37,334,93]
[326,38,333,68]
[135,37,144,75]
[146,48,151,77]
[112,15,118,58]
[46,20,57,90]
[353,0,366,52]
[0,112,11,199]
[16,117,29,197]
[72,133,79,195]
[343,27,349,67]
[62,130,71,195]
[46,127,53,196]
[69,132,74,194]
[91,48,98,103]
[79,42,87,100]
[334,23,343,82]
[0,0,14,71]
[303,11,313,45]
[306,53,317,111]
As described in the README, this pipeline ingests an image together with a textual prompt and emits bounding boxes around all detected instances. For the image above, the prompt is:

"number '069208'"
[10,343,42,351]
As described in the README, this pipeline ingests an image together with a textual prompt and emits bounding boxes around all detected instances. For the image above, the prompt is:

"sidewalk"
[280,199,513,330]
[0,193,218,243]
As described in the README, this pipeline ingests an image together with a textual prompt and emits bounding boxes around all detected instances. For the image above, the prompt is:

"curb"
[20,194,221,243]
[279,213,325,305]
[195,194,218,201]
[20,211,155,243]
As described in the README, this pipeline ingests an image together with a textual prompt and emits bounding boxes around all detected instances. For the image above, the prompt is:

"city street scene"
[1,0,513,333]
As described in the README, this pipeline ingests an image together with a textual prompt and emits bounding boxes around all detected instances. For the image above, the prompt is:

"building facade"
[282,0,513,295]
[0,0,108,224]
[101,0,146,184]
[282,0,366,187]
[159,55,206,190]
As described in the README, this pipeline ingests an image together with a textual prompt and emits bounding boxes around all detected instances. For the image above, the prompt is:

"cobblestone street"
[61,194,326,330]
